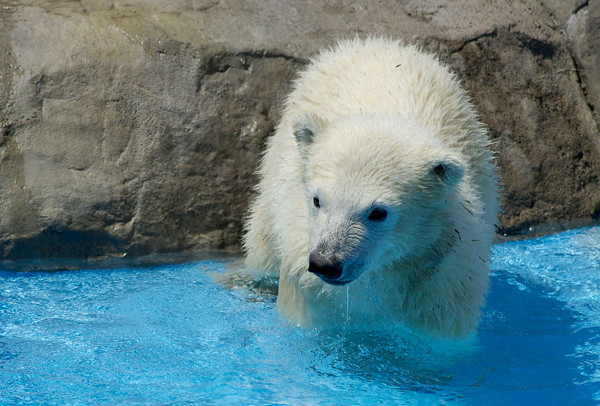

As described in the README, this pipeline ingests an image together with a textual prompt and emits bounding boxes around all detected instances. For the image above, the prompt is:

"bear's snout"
[308,252,344,283]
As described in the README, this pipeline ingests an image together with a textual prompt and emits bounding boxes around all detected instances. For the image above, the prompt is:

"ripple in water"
[0,226,599,405]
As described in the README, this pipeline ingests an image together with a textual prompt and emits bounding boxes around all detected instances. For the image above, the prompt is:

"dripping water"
[346,284,350,324]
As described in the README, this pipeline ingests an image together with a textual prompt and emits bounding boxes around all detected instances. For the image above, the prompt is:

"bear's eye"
[313,197,320,208]
[368,208,387,221]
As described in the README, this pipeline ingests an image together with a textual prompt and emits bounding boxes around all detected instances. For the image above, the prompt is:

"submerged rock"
[0,1,598,260]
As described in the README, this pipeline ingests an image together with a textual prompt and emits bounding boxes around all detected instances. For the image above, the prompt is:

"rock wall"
[0,0,598,261]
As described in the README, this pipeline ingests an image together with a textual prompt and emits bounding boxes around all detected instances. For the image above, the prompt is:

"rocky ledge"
[0,0,598,261]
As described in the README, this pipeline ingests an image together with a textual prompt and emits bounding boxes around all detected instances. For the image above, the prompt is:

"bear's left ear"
[293,114,325,147]
[429,156,466,187]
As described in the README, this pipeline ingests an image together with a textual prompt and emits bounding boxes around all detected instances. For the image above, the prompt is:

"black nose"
[308,253,343,280]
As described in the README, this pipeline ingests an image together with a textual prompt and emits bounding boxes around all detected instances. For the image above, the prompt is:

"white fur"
[242,38,499,338]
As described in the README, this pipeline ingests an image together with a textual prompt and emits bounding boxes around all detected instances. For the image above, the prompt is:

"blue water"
[1,226,599,405]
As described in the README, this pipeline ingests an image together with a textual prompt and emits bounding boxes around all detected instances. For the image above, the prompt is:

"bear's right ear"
[293,114,324,147]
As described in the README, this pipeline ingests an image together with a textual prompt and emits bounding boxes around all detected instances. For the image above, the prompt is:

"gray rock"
[0,1,598,261]
[566,1,600,123]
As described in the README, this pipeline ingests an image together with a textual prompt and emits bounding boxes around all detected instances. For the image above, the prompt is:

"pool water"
[1,226,599,405]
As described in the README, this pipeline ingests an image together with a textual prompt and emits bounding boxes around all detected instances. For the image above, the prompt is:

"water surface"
[1,226,599,405]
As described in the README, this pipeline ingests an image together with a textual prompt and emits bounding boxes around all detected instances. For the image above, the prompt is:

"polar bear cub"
[242,38,498,338]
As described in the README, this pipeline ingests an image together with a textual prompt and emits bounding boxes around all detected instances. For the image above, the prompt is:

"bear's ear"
[429,156,466,187]
[293,114,325,147]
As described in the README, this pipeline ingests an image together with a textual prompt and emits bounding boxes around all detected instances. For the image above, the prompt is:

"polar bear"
[242,38,498,338]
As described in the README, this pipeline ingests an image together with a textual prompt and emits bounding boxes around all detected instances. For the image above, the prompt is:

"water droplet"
[346,284,350,324]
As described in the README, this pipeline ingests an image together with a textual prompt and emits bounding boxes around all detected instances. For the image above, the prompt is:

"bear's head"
[293,113,466,286]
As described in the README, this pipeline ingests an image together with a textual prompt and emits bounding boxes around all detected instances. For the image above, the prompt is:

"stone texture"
[566,1,600,123]
[0,0,598,260]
